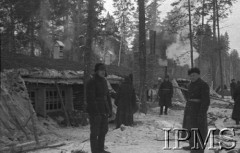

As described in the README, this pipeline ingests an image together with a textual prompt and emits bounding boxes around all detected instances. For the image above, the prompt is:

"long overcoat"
[230,82,237,98]
[182,78,210,143]
[86,74,112,116]
[115,78,136,128]
[232,85,240,121]
[158,81,173,107]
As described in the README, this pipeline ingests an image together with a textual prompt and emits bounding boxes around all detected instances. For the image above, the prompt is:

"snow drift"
[0,71,45,148]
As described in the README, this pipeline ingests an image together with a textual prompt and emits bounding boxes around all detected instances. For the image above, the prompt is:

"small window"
[46,89,65,111]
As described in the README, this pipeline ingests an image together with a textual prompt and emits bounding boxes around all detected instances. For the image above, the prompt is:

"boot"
[90,138,99,153]
[164,106,168,115]
[160,106,163,115]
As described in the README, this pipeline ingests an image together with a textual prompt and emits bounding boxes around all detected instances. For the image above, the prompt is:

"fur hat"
[188,67,200,75]
[94,63,106,72]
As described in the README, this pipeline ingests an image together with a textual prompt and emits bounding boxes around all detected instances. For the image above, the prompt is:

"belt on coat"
[188,99,201,103]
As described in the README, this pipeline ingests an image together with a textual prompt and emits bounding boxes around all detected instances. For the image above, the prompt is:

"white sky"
[103,0,240,54]
[221,0,240,53]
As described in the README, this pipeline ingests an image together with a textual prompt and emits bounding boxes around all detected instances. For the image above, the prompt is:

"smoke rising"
[39,0,53,55]
[92,39,116,65]
[166,29,199,66]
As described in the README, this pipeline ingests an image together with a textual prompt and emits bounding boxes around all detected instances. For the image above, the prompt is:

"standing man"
[158,75,173,115]
[86,63,112,153]
[182,68,210,153]
[237,81,240,86]
[232,81,240,125]
[115,75,137,128]
[230,79,237,100]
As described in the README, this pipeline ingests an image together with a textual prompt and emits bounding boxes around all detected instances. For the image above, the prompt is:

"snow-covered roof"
[55,41,65,47]
[16,68,83,79]
[4,68,123,85]
[107,74,124,80]
[107,50,114,55]
[176,78,190,82]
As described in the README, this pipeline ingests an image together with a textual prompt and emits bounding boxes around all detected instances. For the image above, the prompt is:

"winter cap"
[94,63,106,72]
[188,67,200,75]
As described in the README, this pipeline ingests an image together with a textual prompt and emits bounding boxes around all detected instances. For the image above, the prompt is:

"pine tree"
[138,0,147,113]
[113,0,136,66]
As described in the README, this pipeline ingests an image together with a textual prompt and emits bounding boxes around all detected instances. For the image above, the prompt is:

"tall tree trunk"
[150,0,157,30]
[0,31,2,54]
[84,0,95,112]
[231,59,233,81]
[72,0,83,62]
[8,28,12,53]
[9,5,15,53]
[118,0,126,66]
[118,31,123,66]
[212,0,217,89]
[216,1,224,97]
[138,0,147,114]
[188,0,194,68]
[30,17,35,56]
[63,15,69,59]
[199,0,205,67]
[40,0,50,58]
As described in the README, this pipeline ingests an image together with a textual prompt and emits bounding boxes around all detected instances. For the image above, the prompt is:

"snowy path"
[29,101,240,153]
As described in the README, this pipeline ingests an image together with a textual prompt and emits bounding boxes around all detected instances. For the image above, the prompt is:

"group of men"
[156,68,210,153]
[86,63,239,153]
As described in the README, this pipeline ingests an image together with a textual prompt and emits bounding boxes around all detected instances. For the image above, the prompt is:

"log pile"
[0,71,45,150]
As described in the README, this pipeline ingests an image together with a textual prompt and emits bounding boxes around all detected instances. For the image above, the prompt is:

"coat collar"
[191,78,201,84]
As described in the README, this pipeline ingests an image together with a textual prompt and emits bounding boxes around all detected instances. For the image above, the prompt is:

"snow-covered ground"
[29,99,240,153]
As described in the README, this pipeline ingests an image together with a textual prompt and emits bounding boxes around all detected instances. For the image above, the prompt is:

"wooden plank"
[27,96,39,144]
[0,140,45,152]
[55,82,70,126]
[22,142,66,152]
[0,140,66,153]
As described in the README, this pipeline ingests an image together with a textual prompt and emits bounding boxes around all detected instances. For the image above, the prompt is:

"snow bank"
[0,71,46,148]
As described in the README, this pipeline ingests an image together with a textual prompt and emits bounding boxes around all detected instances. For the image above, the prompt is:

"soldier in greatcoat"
[158,75,173,115]
[182,68,210,153]
[86,63,112,153]
[232,82,240,125]
[115,75,137,128]
[230,79,237,100]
